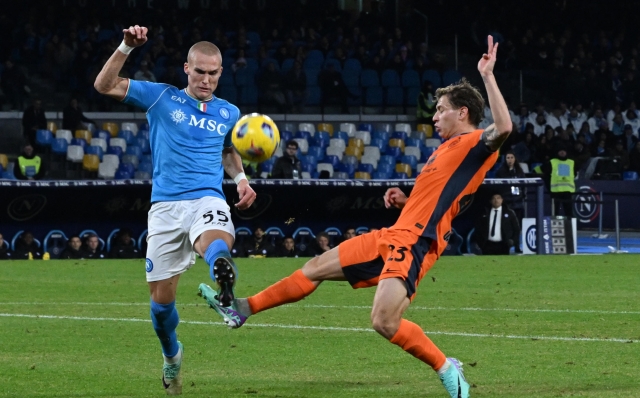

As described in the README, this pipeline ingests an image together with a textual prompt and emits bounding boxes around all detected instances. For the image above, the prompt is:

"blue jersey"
[123,80,240,202]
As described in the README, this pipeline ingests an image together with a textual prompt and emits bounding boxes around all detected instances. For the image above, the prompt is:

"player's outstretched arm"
[222,147,256,210]
[384,187,407,209]
[94,25,148,100]
[478,35,511,151]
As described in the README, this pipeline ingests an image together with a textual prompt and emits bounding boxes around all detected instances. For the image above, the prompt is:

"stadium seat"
[354,131,371,146]
[378,155,395,166]
[375,123,392,133]
[0,154,8,170]
[121,122,139,135]
[417,124,433,138]
[134,171,151,179]
[126,145,143,159]
[348,137,364,149]
[115,168,132,180]
[292,227,316,253]
[392,171,408,179]
[56,129,73,144]
[396,163,412,178]
[343,58,362,72]
[325,146,344,161]
[404,137,421,148]
[71,138,88,149]
[82,154,100,172]
[122,154,139,169]
[354,171,371,180]
[314,131,331,145]
[52,138,69,155]
[416,162,426,172]
[106,145,124,159]
[386,87,404,106]
[11,230,40,251]
[231,227,252,256]
[402,70,421,88]
[358,163,374,174]
[85,145,104,161]
[372,171,392,179]
[94,130,111,143]
[66,145,84,163]
[98,162,116,179]
[339,123,356,136]
[102,122,119,137]
[344,146,362,160]
[75,129,92,144]
[43,230,68,259]
[365,86,383,106]
[264,227,285,247]
[136,137,151,154]
[357,123,372,133]
[442,69,463,86]
[36,129,53,147]
[329,137,346,152]
[110,137,127,152]
[361,69,380,87]
[333,171,349,179]
[324,227,342,246]
[381,69,400,87]
[425,138,441,148]
[138,161,153,175]
[395,123,411,135]
[420,147,436,162]
[118,130,136,145]
[294,130,312,141]
[401,155,418,171]
[360,155,377,170]
[385,146,403,160]
[404,146,421,161]
[363,146,381,161]
[317,123,334,136]
[388,138,405,151]
[298,123,315,135]
[623,171,639,180]
[422,69,442,87]
[280,130,293,144]
[281,58,295,73]
[293,138,309,154]
[47,121,58,133]
[317,163,334,178]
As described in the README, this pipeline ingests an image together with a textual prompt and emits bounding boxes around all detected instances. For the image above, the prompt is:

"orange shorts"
[338,228,438,300]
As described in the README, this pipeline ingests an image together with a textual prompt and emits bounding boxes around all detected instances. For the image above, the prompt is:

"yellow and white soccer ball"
[231,113,280,163]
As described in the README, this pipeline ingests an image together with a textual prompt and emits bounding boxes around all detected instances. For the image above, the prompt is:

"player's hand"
[477,35,498,77]
[383,187,407,209]
[122,25,148,48]
[235,180,256,210]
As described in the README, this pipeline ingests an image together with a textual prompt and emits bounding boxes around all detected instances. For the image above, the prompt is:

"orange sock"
[247,269,317,314]
[390,319,446,371]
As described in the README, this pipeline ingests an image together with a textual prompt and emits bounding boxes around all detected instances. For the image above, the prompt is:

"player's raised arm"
[94,25,148,100]
[478,35,511,152]
[222,147,256,210]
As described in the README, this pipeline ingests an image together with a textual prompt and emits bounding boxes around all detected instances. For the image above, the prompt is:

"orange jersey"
[390,129,498,254]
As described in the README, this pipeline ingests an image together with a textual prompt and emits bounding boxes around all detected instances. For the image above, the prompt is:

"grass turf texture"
[1,255,639,397]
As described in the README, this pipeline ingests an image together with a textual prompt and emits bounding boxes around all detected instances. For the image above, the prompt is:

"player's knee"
[370,309,400,339]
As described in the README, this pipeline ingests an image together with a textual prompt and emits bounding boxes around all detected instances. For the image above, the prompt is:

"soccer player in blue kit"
[94,25,255,395]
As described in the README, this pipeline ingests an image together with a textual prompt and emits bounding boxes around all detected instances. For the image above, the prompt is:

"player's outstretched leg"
[150,300,183,395]
[203,239,237,307]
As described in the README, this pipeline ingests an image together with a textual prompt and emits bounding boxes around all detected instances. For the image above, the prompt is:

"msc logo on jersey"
[170,109,187,124]
[189,115,229,135]
[219,107,230,120]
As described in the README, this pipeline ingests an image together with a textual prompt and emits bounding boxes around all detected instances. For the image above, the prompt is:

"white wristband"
[234,173,247,184]
[117,41,134,55]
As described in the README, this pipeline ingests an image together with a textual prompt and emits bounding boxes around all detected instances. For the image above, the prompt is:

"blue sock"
[150,300,180,357]
[204,239,231,282]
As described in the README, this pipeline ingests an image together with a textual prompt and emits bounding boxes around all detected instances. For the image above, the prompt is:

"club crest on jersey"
[170,109,187,124]
[219,107,230,120]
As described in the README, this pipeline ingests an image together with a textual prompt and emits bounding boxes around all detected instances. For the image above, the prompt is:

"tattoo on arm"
[481,124,509,152]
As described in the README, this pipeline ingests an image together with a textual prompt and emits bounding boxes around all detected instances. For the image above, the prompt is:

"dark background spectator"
[285,62,308,113]
[475,194,520,255]
[277,236,302,258]
[271,140,302,179]
[60,235,84,259]
[14,231,42,259]
[0,233,12,260]
[84,234,106,259]
[243,225,276,258]
[62,97,96,131]
[306,231,331,256]
[109,228,140,259]
[21,98,47,147]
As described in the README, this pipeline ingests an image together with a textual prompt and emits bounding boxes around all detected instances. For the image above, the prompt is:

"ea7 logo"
[171,95,186,104]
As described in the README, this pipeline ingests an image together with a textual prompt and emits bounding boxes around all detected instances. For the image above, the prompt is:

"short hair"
[286,139,299,149]
[187,41,222,63]
[435,78,485,127]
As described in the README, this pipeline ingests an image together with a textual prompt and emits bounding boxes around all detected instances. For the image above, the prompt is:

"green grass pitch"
[2,255,639,397]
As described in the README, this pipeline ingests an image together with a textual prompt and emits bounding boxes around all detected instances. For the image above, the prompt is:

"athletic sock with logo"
[390,319,447,371]
[150,300,180,359]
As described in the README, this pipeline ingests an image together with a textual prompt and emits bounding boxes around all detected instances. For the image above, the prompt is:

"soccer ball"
[231,113,280,163]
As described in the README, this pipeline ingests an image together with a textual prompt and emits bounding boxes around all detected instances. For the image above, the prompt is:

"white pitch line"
[0,313,635,344]
[1,302,640,316]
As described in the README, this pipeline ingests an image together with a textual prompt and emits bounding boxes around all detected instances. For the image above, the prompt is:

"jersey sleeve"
[223,105,241,148]
[123,80,171,111]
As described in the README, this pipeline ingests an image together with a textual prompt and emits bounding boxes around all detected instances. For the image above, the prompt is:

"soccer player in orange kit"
[199,36,511,398]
